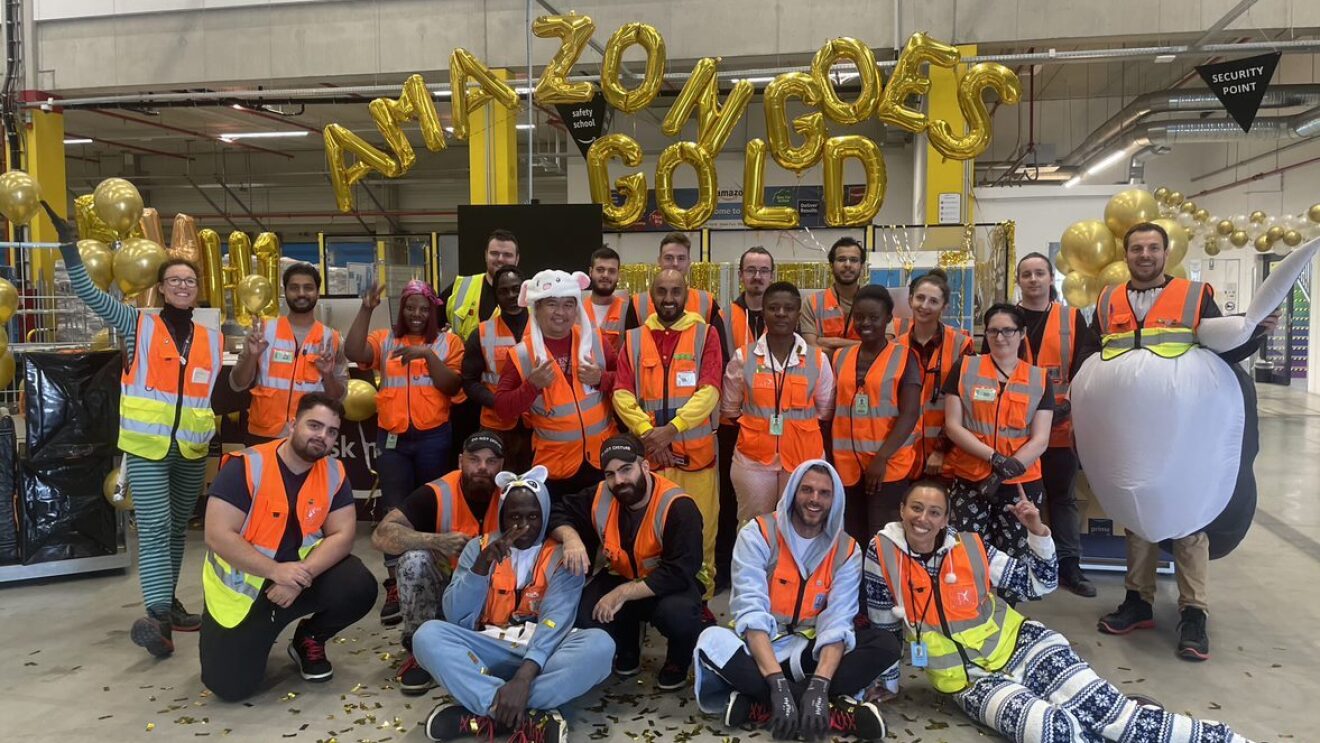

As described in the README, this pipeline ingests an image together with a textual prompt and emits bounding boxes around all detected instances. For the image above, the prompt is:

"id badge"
[769,414,784,436]
[272,349,294,364]
[675,371,697,388]
[910,640,929,668]
[853,393,870,415]
[972,386,997,402]
[190,367,211,385]
[385,433,399,450]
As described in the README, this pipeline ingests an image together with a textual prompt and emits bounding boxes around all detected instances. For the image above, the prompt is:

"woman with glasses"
[942,304,1055,565]
[46,204,221,659]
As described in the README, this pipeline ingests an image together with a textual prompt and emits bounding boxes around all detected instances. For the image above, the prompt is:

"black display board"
[457,204,604,277]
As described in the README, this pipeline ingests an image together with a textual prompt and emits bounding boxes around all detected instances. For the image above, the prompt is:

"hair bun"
[926,267,948,280]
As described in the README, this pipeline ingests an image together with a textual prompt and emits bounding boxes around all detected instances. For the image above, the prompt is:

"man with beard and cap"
[371,431,506,695]
[584,246,636,350]
[461,266,533,473]
[614,269,723,608]
[549,435,706,691]
[443,228,521,341]
[230,263,348,445]
[414,466,615,743]
[199,393,377,702]
[801,237,865,352]
[695,460,896,742]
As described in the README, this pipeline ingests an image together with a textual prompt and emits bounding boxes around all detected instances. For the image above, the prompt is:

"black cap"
[463,430,504,457]
[599,434,644,469]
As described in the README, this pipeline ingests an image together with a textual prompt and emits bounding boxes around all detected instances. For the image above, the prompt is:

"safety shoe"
[287,622,333,681]
[1177,607,1210,661]
[380,578,402,626]
[613,648,641,677]
[830,696,887,741]
[700,603,718,628]
[1059,558,1098,598]
[169,597,202,632]
[1097,591,1154,635]
[656,661,689,690]
[724,691,771,727]
[425,703,496,741]
[131,605,175,658]
[511,708,567,743]
[397,654,436,696]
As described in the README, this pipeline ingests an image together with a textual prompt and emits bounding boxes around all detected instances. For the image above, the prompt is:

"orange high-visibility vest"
[735,342,826,470]
[946,355,1048,484]
[248,317,342,438]
[1021,303,1077,449]
[633,287,714,324]
[118,312,222,460]
[887,317,913,339]
[478,538,562,626]
[585,293,628,348]
[427,470,501,568]
[477,315,520,431]
[831,342,917,486]
[375,330,462,435]
[621,324,717,471]
[1096,278,1207,360]
[591,474,690,580]
[508,327,617,479]
[807,288,860,341]
[896,324,973,479]
[755,513,856,635]
[723,301,759,354]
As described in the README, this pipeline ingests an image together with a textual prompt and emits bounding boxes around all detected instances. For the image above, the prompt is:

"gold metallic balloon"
[0,327,8,359]
[877,32,960,133]
[113,237,168,296]
[75,193,141,243]
[324,123,397,213]
[1229,230,1250,248]
[600,23,666,114]
[1150,218,1189,267]
[1097,260,1131,287]
[0,352,14,388]
[1062,271,1101,308]
[586,133,647,229]
[1103,189,1161,239]
[449,48,521,138]
[1192,208,1209,223]
[1179,200,1197,215]
[823,135,886,227]
[1060,220,1116,275]
[742,139,799,229]
[1283,230,1303,247]
[661,57,753,156]
[1216,220,1235,237]
[531,13,597,105]
[1205,240,1221,256]
[763,72,826,172]
[199,228,225,313]
[78,239,115,291]
[253,232,282,317]
[810,37,880,124]
[236,274,274,315]
[344,378,378,422]
[1265,226,1285,243]
[103,468,133,511]
[1153,186,1170,201]
[1254,234,1274,252]
[1249,210,1267,224]
[1054,250,1071,275]
[0,278,17,324]
[93,177,145,237]
[654,141,716,230]
[138,207,164,246]
[0,170,42,226]
[1170,263,1190,278]
[1309,204,1320,223]
[1164,191,1184,207]
[928,62,1020,160]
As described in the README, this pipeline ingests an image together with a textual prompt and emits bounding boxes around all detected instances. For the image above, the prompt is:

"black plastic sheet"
[0,415,19,565]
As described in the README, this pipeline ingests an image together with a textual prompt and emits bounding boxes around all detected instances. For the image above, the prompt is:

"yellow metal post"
[317,232,327,296]
[924,45,976,230]
[23,108,67,285]
[468,69,519,205]
[430,232,440,288]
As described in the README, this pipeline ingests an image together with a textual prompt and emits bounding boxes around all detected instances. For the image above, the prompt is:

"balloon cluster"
[1059,189,1193,308]
[1146,186,1320,258]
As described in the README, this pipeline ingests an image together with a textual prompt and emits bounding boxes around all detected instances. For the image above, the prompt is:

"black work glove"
[765,672,799,740]
[990,453,1026,480]
[797,675,831,741]
[40,201,78,245]
[1054,399,1071,423]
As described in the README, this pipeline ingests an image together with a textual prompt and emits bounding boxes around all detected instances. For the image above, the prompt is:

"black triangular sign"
[555,94,610,158]
[1195,52,1281,133]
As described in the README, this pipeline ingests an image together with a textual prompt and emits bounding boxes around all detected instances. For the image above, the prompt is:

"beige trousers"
[1124,530,1209,611]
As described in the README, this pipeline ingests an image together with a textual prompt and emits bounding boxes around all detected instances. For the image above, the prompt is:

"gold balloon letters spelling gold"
[811,37,880,125]
[586,133,647,229]
[823,136,886,227]
[655,142,717,231]
[661,57,754,155]
[600,23,666,114]
[743,139,799,229]
[532,13,597,104]
[763,72,827,172]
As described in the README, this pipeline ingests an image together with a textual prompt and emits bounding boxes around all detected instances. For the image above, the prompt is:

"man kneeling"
[200,393,377,702]
[414,466,615,742]
[695,460,898,741]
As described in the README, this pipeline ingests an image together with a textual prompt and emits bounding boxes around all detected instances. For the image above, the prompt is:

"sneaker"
[656,661,689,690]
[1059,558,1098,598]
[510,708,567,743]
[425,703,496,741]
[1097,590,1154,635]
[829,696,887,741]
[723,691,771,727]
[287,622,334,681]
[1177,607,1210,661]
[130,606,174,658]
[613,648,641,677]
[169,597,202,632]
[380,578,402,626]
[700,603,718,627]
[397,654,436,696]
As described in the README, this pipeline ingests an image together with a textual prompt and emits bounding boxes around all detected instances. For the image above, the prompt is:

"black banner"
[556,95,610,158]
[1195,52,1281,133]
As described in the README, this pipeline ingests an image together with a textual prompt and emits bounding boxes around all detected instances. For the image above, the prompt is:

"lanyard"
[768,346,792,418]
[989,356,1016,384]
[923,326,945,405]
[834,286,855,338]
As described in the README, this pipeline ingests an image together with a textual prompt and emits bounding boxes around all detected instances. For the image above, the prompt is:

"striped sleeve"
[60,242,139,360]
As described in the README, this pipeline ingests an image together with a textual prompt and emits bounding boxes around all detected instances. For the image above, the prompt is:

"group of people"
[41,192,1264,743]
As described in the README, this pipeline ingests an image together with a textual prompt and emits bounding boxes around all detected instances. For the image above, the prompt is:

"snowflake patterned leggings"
[954,621,1253,743]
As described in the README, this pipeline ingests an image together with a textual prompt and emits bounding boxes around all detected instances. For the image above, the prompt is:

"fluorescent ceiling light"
[515,123,535,130]
[64,138,93,145]
[1064,176,1082,188]
[732,76,777,85]
[219,131,310,141]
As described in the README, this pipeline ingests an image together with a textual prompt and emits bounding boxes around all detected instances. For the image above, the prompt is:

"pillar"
[468,69,519,205]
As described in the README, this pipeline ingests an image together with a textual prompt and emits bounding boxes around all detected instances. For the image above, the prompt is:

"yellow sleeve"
[670,385,719,433]
[612,389,655,436]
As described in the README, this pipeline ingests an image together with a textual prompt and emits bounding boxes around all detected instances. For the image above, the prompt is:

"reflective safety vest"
[446,274,486,340]
[201,440,346,628]
[591,474,690,580]
[831,342,917,486]
[477,315,521,431]
[248,317,342,438]
[946,355,1048,484]
[1096,278,1206,360]
[754,513,856,638]
[723,300,760,355]
[1021,303,1077,449]
[119,312,222,460]
[633,287,714,324]
[873,531,1024,693]
[896,324,972,479]
[888,317,913,339]
[375,331,461,435]
[585,293,628,348]
[478,538,562,627]
[508,327,617,479]
[807,288,860,341]
[736,342,826,470]
[427,470,501,569]
[621,324,717,471]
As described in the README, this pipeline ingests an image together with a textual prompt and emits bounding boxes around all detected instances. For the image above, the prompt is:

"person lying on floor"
[413,466,615,743]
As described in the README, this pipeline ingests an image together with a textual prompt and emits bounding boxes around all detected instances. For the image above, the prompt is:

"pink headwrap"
[399,278,442,306]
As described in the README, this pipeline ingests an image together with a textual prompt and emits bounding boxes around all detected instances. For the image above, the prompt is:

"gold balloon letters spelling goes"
[323,17,1020,229]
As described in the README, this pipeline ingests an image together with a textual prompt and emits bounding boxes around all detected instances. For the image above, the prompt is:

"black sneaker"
[1059,558,1098,598]
[613,648,641,677]
[287,622,333,681]
[1177,607,1210,661]
[656,661,689,690]
[518,708,567,743]
[397,654,436,696]
[1097,590,1154,635]
[425,703,497,741]
[380,578,402,626]
[130,606,174,658]
[723,691,771,728]
[169,598,202,632]
[830,696,887,741]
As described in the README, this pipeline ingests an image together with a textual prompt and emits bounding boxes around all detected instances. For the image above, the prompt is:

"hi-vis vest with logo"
[807,288,860,340]
[873,531,1024,693]
[119,312,222,460]
[477,314,520,431]
[201,440,346,628]
[428,470,501,569]
[1096,278,1207,360]
[633,287,714,324]
[946,355,1048,484]
[895,324,972,479]
[831,342,917,486]
[375,330,460,435]
[479,537,563,627]
[1021,303,1077,449]
[249,318,341,438]
[754,513,855,638]
[591,474,690,580]
[446,274,485,340]
[736,342,825,470]
[622,323,718,471]
[586,293,628,347]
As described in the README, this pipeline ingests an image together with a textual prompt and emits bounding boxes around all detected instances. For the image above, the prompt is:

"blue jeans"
[376,423,452,567]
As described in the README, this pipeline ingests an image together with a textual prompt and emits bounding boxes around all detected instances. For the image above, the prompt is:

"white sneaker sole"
[287,643,334,681]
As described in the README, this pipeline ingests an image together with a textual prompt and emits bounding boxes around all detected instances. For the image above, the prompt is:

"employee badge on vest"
[813,592,827,611]
[972,386,997,402]
[910,640,929,668]
[273,349,294,364]
[675,371,697,388]
[853,393,869,415]
[769,414,784,436]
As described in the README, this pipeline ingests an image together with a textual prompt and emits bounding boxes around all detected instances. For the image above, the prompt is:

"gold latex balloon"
[1193,208,1210,223]
[1216,220,1235,236]
[1283,230,1303,247]
[0,328,8,359]
[78,239,115,291]
[927,62,1021,160]
[1164,191,1184,207]
[113,237,168,296]
[75,193,140,243]
[1170,264,1190,279]
[660,57,753,155]
[103,468,133,511]
[1229,230,1250,248]
[1054,250,1071,275]
[1204,240,1221,256]
[1266,226,1285,243]
[600,23,666,114]
[1179,200,1197,215]
[810,37,880,124]
[742,139,799,229]
[823,135,886,227]
[0,352,14,388]
[199,228,224,313]
[1153,186,1170,201]
[763,72,826,172]
[654,142,716,230]
[1249,210,1267,224]
[1060,220,1116,275]
[1254,234,1273,252]
[1103,189,1160,239]
[1309,204,1320,223]
[0,170,42,226]
[1062,271,1101,308]
[0,278,17,324]
[1150,218,1189,267]
[344,378,378,422]
[1097,260,1131,287]
[877,32,960,133]
[586,133,647,229]
[531,13,597,105]
[93,177,145,237]
[236,274,274,315]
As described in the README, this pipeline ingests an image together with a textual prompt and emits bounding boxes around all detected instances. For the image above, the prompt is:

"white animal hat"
[518,269,594,366]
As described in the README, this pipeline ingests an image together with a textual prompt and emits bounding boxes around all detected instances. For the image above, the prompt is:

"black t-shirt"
[1018,305,1101,378]
[941,358,1056,413]
[396,481,497,534]
[848,345,924,388]
[461,311,529,406]
[210,454,355,563]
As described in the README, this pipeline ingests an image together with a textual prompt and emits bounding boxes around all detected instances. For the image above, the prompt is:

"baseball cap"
[463,430,504,457]
[599,434,645,469]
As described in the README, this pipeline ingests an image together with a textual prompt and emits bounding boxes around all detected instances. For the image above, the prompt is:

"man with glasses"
[801,237,866,353]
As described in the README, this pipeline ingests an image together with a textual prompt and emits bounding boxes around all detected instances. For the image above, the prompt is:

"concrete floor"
[3,384,1318,742]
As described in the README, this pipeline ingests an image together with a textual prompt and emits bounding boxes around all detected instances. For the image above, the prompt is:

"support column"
[20,100,66,289]
[923,45,976,230]
[468,69,519,205]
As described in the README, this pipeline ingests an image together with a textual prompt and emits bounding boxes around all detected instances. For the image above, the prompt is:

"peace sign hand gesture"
[361,282,384,310]
[313,343,336,376]
[244,317,269,357]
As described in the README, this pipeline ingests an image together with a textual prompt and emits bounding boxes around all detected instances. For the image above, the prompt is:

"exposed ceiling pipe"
[1192,0,1259,48]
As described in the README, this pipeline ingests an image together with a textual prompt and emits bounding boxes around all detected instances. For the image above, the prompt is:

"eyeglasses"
[163,277,198,288]
[741,267,773,276]
[984,327,1022,339]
